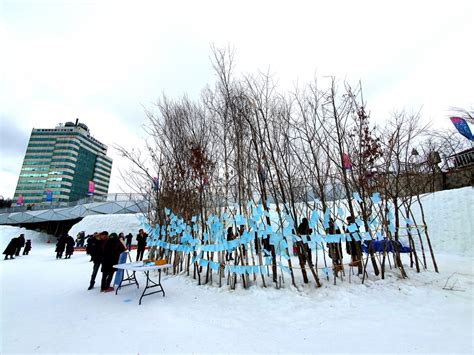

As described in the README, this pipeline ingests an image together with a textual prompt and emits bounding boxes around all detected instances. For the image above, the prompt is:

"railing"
[445,149,474,170]
[0,193,146,214]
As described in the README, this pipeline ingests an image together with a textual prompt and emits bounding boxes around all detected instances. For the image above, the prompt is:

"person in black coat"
[86,233,95,261]
[87,231,108,290]
[226,227,235,261]
[15,234,25,256]
[326,218,343,272]
[3,237,19,260]
[125,233,133,251]
[76,231,85,248]
[135,229,147,261]
[101,233,126,292]
[23,239,32,255]
[55,234,67,259]
[345,216,363,273]
[297,218,313,265]
[65,235,75,259]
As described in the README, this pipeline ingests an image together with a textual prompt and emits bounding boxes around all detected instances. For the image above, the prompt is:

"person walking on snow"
[65,235,75,259]
[15,234,25,256]
[23,239,32,255]
[3,237,19,260]
[55,234,67,259]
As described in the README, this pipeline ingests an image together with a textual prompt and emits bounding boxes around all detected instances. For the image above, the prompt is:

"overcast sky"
[0,0,473,198]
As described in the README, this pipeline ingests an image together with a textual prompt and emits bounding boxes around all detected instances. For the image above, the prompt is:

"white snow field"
[0,187,473,354]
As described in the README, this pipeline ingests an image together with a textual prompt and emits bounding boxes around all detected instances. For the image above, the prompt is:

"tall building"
[13,120,113,205]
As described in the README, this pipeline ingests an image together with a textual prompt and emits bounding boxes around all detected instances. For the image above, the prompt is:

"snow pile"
[410,186,473,257]
[67,213,143,237]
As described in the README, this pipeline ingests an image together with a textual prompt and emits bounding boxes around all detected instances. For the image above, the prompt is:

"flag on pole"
[88,181,95,195]
[450,117,474,141]
[342,153,352,170]
[152,177,159,192]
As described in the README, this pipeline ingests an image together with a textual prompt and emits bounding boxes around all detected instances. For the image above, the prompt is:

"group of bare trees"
[116,47,454,290]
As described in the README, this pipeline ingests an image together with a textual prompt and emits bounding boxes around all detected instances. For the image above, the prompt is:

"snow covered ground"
[1,187,473,354]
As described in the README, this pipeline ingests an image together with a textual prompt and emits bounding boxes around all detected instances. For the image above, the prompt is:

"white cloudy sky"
[0,0,473,198]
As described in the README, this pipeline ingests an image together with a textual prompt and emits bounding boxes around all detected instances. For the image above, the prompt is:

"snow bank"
[67,213,143,237]
[410,186,473,257]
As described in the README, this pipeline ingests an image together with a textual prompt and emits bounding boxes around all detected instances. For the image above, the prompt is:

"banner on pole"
[342,153,352,170]
[88,181,95,195]
[450,117,474,141]
[45,190,53,202]
[17,195,23,206]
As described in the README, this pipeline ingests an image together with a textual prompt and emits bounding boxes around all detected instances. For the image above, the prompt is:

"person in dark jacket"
[64,235,75,259]
[135,229,147,261]
[23,239,32,255]
[3,237,19,260]
[87,231,108,290]
[75,233,83,248]
[345,216,363,273]
[226,227,235,261]
[86,233,96,261]
[15,234,25,256]
[101,233,126,292]
[77,231,85,247]
[326,218,343,273]
[55,234,67,259]
[297,218,313,265]
[125,233,133,251]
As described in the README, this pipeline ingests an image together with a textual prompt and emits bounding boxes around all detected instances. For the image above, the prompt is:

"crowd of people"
[85,229,148,292]
[55,234,76,259]
[3,234,31,260]
[3,229,149,294]
[52,229,149,292]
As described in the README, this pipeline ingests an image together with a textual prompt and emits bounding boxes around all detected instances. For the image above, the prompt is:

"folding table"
[113,262,172,305]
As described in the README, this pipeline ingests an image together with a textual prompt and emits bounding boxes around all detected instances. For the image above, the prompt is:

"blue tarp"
[361,240,411,253]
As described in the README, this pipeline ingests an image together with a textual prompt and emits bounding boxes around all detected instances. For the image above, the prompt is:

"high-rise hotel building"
[14,120,113,205]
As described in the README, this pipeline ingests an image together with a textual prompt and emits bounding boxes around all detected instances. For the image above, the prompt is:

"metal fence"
[0,193,146,214]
